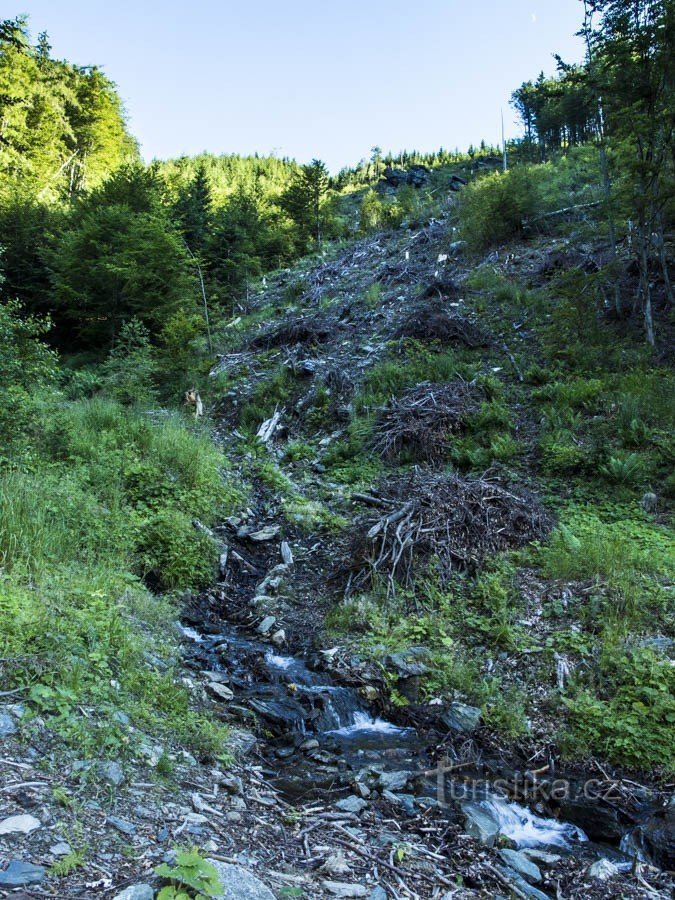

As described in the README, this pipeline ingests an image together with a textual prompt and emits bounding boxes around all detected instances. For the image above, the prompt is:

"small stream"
[181,622,652,869]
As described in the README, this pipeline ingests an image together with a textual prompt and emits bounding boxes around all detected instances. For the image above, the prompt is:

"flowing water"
[180,623,647,859]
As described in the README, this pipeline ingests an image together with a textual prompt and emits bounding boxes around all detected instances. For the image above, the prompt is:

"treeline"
[509,0,674,344]
[0,18,352,368]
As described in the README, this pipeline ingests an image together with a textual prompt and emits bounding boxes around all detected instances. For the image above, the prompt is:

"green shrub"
[459,166,542,251]
[600,451,645,486]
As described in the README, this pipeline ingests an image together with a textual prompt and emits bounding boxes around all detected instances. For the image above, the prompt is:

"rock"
[217,772,244,795]
[641,491,658,513]
[0,814,42,835]
[377,770,412,792]
[384,647,430,677]
[586,858,619,881]
[0,712,18,737]
[558,798,623,842]
[521,848,561,867]
[97,760,125,787]
[496,866,549,900]
[441,702,481,733]
[202,670,230,683]
[300,739,319,752]
[360,685,379,701]
[335,796,368,815]
[113,885,155,900]
[354,782,371,799]
[106,815,137,836]
[208,860,276,899]
[207,682,235,701]
[239,525,280,542]
[271,629,286,646]
[322,851,352,876]
[256,616,277,635]
[369,889,388,900]
[460,802,500,847]
[322,883,369,898]
[640,805,675,870]
[50,842,72,856]
[499,849,542,884]
[0,861,46,887]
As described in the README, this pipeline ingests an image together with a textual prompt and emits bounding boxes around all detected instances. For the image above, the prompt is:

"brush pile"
[350,472,552,594]
[396,305,489,347]
[250,315,333,350]
[371,380,479,464]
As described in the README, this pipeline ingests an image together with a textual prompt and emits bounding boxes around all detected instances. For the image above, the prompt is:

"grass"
[0,395,241,759]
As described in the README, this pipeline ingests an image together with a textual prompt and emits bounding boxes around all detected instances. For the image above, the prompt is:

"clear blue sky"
[18,0,586,171]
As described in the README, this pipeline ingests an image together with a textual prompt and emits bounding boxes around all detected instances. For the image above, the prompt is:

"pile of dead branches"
[349,472,552,594]
[250,315,333,350]
[371,380,479,464]
[396,304,490,347]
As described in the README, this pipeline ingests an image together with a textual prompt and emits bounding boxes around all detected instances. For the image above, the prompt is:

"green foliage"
[101,318,158,406]
[599,451,645,486]
[155,847,223,899]
[562,647,675,774]
[459,166,542,251]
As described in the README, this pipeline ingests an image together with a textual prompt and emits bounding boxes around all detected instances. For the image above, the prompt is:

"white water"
[327,710,411,736]
[484,796,588,849]
[265,651,295,670]
[180,625,206,643]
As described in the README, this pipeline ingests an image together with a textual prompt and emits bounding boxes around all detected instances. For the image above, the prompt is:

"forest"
[0,2,673,898]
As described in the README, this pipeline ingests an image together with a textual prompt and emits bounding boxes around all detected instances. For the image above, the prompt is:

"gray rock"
[0,860,46,887]
[377,770,412,792]
[640,804,675,869]
[323,882,369,898]
[335,796,368,815]
[112,710,130,726]
[497,866,549,900]
[0,814,42,835]
[460,802,500,847]
[257,616,277,635]
[369,888,388,900]
[499,849,542,884]
[521,848,561,867]
[112,885,155,900]
[441,702,482,733]
[107,815,137,836]
[0,712,17,737]
[97,760,125,787]
[587,858,619,881]
[208,860,276,899]
[50,842,72,856]
[207,682,235,701]
[384,647,430,677]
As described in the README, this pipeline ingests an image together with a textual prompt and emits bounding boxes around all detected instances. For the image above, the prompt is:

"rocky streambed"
[179,614,674,898]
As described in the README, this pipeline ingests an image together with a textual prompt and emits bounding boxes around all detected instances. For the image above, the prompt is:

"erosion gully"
[179,619,657,877]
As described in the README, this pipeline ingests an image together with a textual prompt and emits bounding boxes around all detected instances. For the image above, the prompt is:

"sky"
[18,0,586,172]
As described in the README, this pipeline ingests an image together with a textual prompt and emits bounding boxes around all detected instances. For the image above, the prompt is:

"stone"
[587,858,619,881]
[113,885,155,900]
[208,860,276,899]
[300,739,319,752]
[271,629,286,646]
[441,702,482,733]
[497,866,549,900]
[106,815,137,836]
[384,647,430,677]
[97,760,125,787]
[641,804,675,869]
[202,670,230,683]
[521,848,561,867]
[335,796,368,815]
[0,712,17,737]
[256,616,277,635]
[369,889,388,900]
[558,798,623,842]
[50,842,72,856]
[218,773,244,795]
[322,883,369,898]
[207,682,235,702]
[460,802,500,847]
[360,685,379,701]
[0,860,46,887]
[377,770,412,792]
[0,814,42,835]
[499,849,542,884]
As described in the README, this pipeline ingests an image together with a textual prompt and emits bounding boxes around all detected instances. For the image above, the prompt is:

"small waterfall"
[482,795,588,849]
